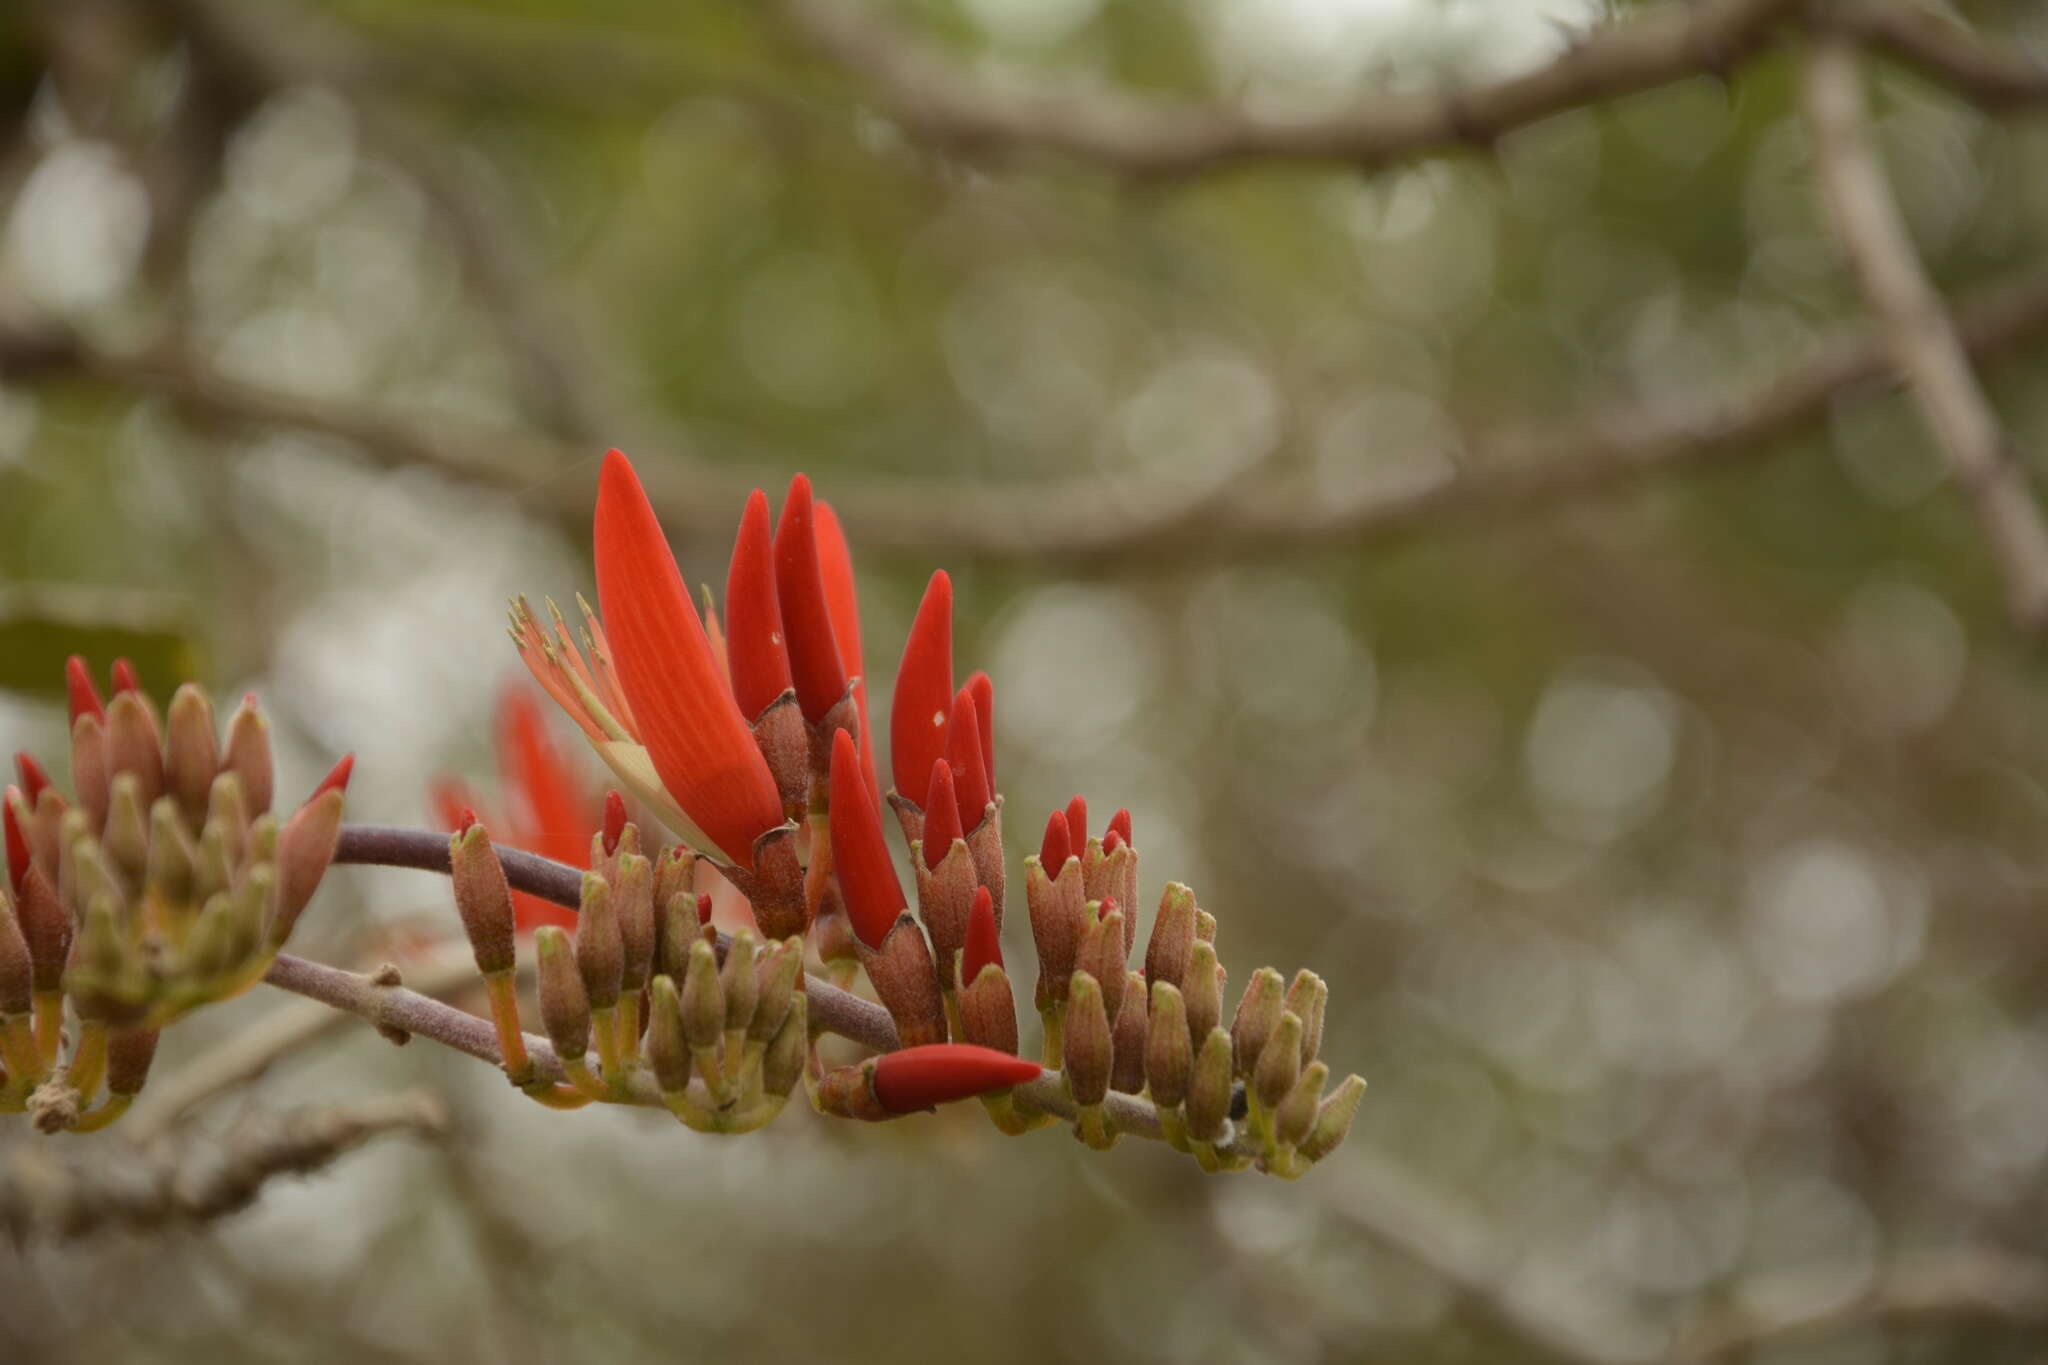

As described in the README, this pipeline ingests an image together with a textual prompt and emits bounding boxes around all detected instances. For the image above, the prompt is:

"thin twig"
[11,264,2048,566]
[1838,5,2048,110]
[1806,34,2048,631]
[0,1091,448,1239]
[778,0,1801,176]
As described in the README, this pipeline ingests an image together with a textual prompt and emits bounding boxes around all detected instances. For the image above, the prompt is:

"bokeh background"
[5,0,2048,1361]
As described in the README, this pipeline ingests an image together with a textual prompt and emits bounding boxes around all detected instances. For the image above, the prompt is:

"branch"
[778,0,1800,176]
[1839,5,2048,110]
[0,1092,447,1239]
[309,825,1259,1154]
[11,264,2048,566]
[1806,35,2048,631]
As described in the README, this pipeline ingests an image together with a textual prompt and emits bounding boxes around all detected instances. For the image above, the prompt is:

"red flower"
[890,571,953,802]
[961,886,1002,982]
[772,474,849,725]
[1038,807,1072,872]
[723,489,793,722]
[828,728,904,949]
[813,498,880,804]
[921,758,961,872]
[431,683,599,932]
[870,1043,1041,1112]
[944,687,991,829]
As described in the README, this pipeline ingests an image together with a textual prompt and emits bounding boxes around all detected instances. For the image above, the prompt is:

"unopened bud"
[1302,976,1328,1065]
[164,685,219,827]
[272,768,348,944]
[227,865,271,966]
[193,822,232,906]
[450,823,516,975]
[645,974,691,1093]
[1024,854,1087,1011]
[71,713,110,833]
[956,960,1019,1056]
[535,926,591,1063]
[205,774,249,871]
[1186,1027,1234,1142]
[760,993,809,1098]
[221,697,274,816]
[680,938,724,1050]
[105,691,164,806]
[1111,969,1148,1094]
[653,845,696,914]
[1146,982,1191,1107]
[67,894,138,1023]
[1254,1012,1303,1110]
[1276,1061,1327,1148]
[748,937,803,1044]
[720,929,760,1036]
[15,864,69,992]
[72,838,127,921]
[1146,883,1196,991]
[576,873,623,1010]
[1184,939,1222,1042]
[1194,908,1217,943]
[1063,971,1111,1108]
[659,892,697,980]
[1231,966,1285,1079]
[145,799,195,907]
[1076,903,1127,1031]
[613,851,655,992]
[0,892,31,1014]
[859,915,946,1049]
[103,775,150,886]
[107,1026,161,1098]
[1298,1073,1367,1162]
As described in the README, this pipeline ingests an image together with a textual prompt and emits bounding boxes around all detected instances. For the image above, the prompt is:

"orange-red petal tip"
[828,728,903,949]
[890,571,954,798]
[962,886,1001,981]
[921,758,960,872]
[66,656,105,725]
[1039,810,1071,872]
[871,1044,1041,1113]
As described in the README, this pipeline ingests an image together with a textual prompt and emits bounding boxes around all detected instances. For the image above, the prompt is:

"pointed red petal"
[1038,809,1071,872]
[602,790,628,856]
[1103,829,1124,853]
[312,754,354,798]
[921,758,961,872]
[961,886,1002,981]
[945,689,990,831]
[695,891,715,926]
[828,728,904,950]
[772,475,848,724]
[66,657,105,725]
[724,489,793,721]
[497,685,593,872]
[816,499,882,805]
[871,1043,1041,1113]
[111,658,141,695]
[1065,795,1088,850]
[4,787,29,894]
[1107,807,1132,847]
[890,572,953,800]
[14,754,51,805]
[595,450,782,868]
[965,671,994,790]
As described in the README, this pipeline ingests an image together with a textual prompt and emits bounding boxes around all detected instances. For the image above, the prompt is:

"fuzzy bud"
[1299,1073,1367,1162]
[535,926,591,1063]
[858,915,947,1049]
[105,691,164,807]
[646,974,691,1094]
[221,696,274,816]
[107,1026,162,1098]
[720,929,760,1036]
[749,937,804,1044]
[164,685,220,828]
[760,993,809,1098]
[1184,939,1223,1043]
[680,938,724,1050]
[1186,1027,1235,1143]
[576,873,623,1010]
[1231,967,1285,1079]
[1254,1012,1304,1110]
[1146,982,1191,1108]
[613,851,655,993]
[1146,883,1196,991]
[272,760,350,944]
[0,892,31,1015]
[1076,902,1127,1032]
[1276,1061,1328,1149]
[1111,969,1148,1095]
[1063,971,1112,1108]
[449,823,516,975]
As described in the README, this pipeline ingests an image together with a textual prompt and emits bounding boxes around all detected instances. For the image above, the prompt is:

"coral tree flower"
[430,683,601,933]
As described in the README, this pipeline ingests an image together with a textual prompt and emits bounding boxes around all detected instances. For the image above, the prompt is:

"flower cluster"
[3,664,351,1132]
[472,450,1363,1172]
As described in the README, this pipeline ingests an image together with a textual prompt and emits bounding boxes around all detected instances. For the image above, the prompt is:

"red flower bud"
[1065,795,1088,850]
[961,885,1002,982]
[695,891,714,926]
[965,670,995,789]
[66,656,105,725]
[890,571,953,800]
[814,498,880,804]
[828,729,904,950]
[772,474,848,724]
[313,753,355,798]
[1038,809,1071,873]
[1107,807,1132,848]
[945,688,990,831]
[724,489,794,721]
[602,789,628,856]
[870,1043,1041,1113]
[15,754,51,805]
[111,658,142,695]
[921,759,961,873]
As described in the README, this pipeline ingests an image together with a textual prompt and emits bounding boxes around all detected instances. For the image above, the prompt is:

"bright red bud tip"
[695,891,714,926]
[456,808,479,834]
[14,754,50,804]
[1100,896,1118,918]
[66,656,105,724]
[962,886,1002,982]
[813,499,863,677]
[602,790,628,855]
[945,689,990,831]
[313,754,354,798]
[921,759,961,871]
[595,450,783,868]
[891,571,953,800]
[1103,829,1124,853]
[4,788,28,893]
[1039,810,1071,872]
[829,728,905,950]
[1108,807,1132,847]
[111,658,141,695]
[724,489,793,720]
[871,1044,1041,1113]
[965,671,994,789]
[1065,795,1088,850]
[772,474,848,724]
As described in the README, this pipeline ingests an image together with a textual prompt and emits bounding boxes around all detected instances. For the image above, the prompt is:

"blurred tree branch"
[10,265,2048,565]
[776,0,1803,176]
[1838,4,2048,109]
[0,1091,447,1239]
[1806,33,2048,631]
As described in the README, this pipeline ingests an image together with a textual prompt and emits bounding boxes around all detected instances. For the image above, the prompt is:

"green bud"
[645,974,691,1094]
[749,937,803,1044]
[1111,969,1148,1095]
[145,798,196,909]
[659,892,699,981]
[1184,939,1222,1043]
[680,938,724,1050]
[1186,1027,1234,1142]
[760,994,809,1098]
[205,772,249,871]
[1276,1061,1327,1149]
[164,684,220,829]
[1253,1012,1303,1111]
[104,775,151,887]
[1231,967,1285,1079]
[720,929,759,1036]
[1076,905,1127,1032]
[575,873,623,1010]
[535,926,590,1063]
[613,851,655,992]
[1194,908,1217,943]
[1298,1073,1367,1162]
[1146,982,1192,1108]
[1063,971,1111,1108]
